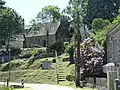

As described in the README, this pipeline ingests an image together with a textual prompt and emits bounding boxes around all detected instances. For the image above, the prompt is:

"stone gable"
[107,24,120,63]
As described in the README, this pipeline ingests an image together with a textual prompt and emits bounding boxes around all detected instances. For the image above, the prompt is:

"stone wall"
[86,77,107,90]
[26,34,56,48]
[107,25,120,63]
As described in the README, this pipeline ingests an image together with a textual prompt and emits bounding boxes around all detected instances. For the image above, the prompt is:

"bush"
[92,18,110,31]
[32,49,41,57]
[1,60,25,71]
[62,57,69,62]
[66,64,75,81]
[49,40,64,55]
[32,48,54,58]
[19,54,32,59]
[10,48,21,56]
[66,75,75,81]
[19,48,33,59]
[65,43,74,64]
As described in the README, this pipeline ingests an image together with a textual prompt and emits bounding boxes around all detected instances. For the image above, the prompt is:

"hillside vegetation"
[0,48,75,84]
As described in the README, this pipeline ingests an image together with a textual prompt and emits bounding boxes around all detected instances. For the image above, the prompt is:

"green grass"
[0,53,70,70]
[0,53,79,86]
[0,54,75,85]
[59,81,75,87]
[0,69,57,84]
[0,85,14,90]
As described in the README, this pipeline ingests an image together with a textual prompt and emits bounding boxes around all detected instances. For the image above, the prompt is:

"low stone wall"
[86,77,107,90]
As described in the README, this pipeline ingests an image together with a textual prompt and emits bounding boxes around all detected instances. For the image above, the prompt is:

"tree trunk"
[23,34,26,48]
[70,56,74,64]
[93,76,96,88]
[75,65,80,87]
[46,29,49,48]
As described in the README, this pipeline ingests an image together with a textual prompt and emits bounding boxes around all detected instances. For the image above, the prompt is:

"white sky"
[5,0,69,25]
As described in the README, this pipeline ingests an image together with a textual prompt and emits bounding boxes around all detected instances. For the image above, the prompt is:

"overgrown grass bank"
[0,70,57,84]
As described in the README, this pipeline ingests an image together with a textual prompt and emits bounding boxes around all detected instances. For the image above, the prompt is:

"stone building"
[107,24,120,63]
[26,22,70,48]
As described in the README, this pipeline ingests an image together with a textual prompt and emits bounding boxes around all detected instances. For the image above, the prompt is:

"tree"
[63,0,88,21]
[84,0,120,29]
[92,18,111,32]
[0,8,24,48]
[65,43,74,64]
[49,40,64,55]
[0,0,6,9]
[81,38,104,87]
[92,15,120,47]
[63,0,88,87]
[36,5,61,23]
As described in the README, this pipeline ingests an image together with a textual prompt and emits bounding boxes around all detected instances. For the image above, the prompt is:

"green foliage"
[19,48,33,59]
[0,70,57,84]
[85,0,120,28]
[1,60,26,71]
[0,8,24,43]
[0,86,14,90]
[92,15,120,46]
[64,0,88,20]
[32,48,41,57]
[10,48,21,56]
[92,24,113,46]
[49,41,64,55]
[64,43,74,63]
[0,0,6,9]
[92,18,111,31]
[112,15,120,24]
[65,43,74,58]
[36,5,61,23]
[66,64,75,81]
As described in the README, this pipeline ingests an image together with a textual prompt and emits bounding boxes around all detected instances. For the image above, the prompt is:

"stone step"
[58,69,65,71]
[58,77,66,79]
[58,71,65,74]
[58,76,66,78]
[58,79,66,81]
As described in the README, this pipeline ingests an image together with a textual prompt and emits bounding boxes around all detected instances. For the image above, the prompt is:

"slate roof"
[26,22,60,37]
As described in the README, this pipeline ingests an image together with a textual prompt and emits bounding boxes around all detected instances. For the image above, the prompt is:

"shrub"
[66,64,75,81]
[20,48,33,58]
[19,54,32,59]
[10,48,21,56]
[65,43,74,64]
[66,75,75,81]
[1,60,25,71]
[92,18,110,31]
[52,59,56,63]
[49,40,64,55]
[32,49,41,57]
[62,57,69,62]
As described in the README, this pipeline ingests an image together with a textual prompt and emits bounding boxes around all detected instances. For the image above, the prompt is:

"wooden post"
[75,0,82,87]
